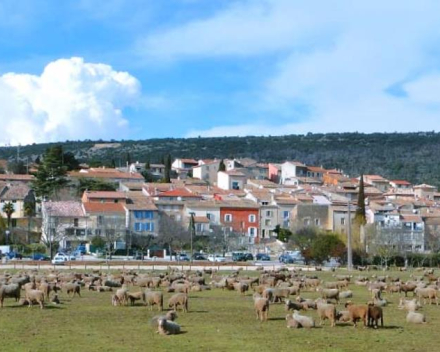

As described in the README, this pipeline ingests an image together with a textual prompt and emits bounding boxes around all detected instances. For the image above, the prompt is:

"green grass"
[1,269,440,352]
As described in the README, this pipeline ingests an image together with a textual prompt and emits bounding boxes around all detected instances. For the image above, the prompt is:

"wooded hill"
[1,132,439,187]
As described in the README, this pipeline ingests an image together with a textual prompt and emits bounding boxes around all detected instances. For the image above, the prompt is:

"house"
[390,180,412,189]
[268,163,282,183]
[192,160,220,184]
[0,174,34,184]
[149,164,166,179]
[414,184,437,200]
[184,201,221,226]
[154,188,202,201]
[82,202,126,239]
[172,159,198,178]
[281,161,308,185]
[82,191,127,204]
[217,171,247,191]
[245,190,278,239]
[220,200,260,245]
[363,175,390,192]
[124,200,159,237]
[69,168,144,186]
[41,201,88,250]
[291,203,331,231]
[306,166,327,179]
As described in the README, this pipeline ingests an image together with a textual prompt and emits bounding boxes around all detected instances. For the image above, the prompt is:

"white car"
[52,254,68,265]
[208,254,226,263]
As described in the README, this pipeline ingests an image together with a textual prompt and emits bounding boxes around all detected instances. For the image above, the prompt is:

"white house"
[217,171,247,191]
[281,161,308,185]
[192,160,220,184]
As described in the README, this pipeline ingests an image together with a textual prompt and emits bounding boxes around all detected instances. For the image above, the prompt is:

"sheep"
[111,294,121,306]
[233,282,249,295]
[373,298,388,307]
[400,283,417,297]
[25,289,44,309]
[271,288,290,303]
[63,283,81,298]
[145,291,163,311]
[285,299,303,311]
[151,311,178,330]
[128,291,145,306]
[292,310,315,328]
[286,314,301,328]
[339,290,353,299]
[157,318,181,335]
[51,294,60,305]
[406,311,427,324]
[0,283,21,308]
[253,293,269,322]
[414,287,439,305]
[398,298,421,312]
[367,303,383,329]
[115,287,129,306]
[336,310,351,323]
[262,288,274,302]
[319,288,340,304]
[371,288,382,300]
[345,302,368,327]
[168,293,188,313]
[316,299,336,327]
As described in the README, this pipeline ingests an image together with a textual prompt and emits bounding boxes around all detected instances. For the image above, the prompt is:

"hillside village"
[1,153,439,260]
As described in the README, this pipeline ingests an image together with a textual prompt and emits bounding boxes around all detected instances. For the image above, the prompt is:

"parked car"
[279,254,295,264]
[208,254,226,262]
[52,254,68,265]
[192,253,208,260]
[323,257,341,268]
[232,252,254,262]
[177,253,190,261]
[256,253,271,261]
[29,253,50,261]
[7,251,23,260]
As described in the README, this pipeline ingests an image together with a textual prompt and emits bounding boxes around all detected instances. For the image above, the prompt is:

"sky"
[1,0,440,145]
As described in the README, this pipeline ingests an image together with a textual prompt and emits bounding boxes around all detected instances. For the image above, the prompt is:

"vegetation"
[355,174,366,226]
[76,178,117,196]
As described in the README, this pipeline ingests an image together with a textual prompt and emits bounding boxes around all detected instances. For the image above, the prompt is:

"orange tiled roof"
[83,202,125,213]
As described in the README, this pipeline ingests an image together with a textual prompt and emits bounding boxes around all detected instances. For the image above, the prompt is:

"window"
[262,229,266,236]
[114,199,119,203]
[265,219,271,226]
[341,218,346,225]
[11,219,17,228]
[315,218,320,226]
[249,214,256,223]
[74,218,79,227]
[304,218,310,226]
[248,227,256,236]
[232,181,240,190]
[283,211,289,219]
[196,223,202,232]
[224,214,232,222]
[266,210,273,217]
[97,216,103,226]
[262,201,269,206]
[134,223,142,231]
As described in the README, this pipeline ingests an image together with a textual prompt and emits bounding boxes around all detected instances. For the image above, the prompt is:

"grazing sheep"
[400,283,417,297]
[271,288,290,303]
[145,291,163,311]
[253,293,270,322]
[157,318,181,335]
[233,282,249,295]
[414,287,439,305]
[63,283,81,298]
[115,287,129,306]
[168,293,188,313]
[285,299,303,311]
[262,288,274,302]
[296,296,317,310]
[0,283,21,308]
[292,310,315,328]
[319,288,340,304]
[316,300,337,327]
[406,311,427,324]
[339,290,353,299]
[345,302,368,327]
[128,291,145,306]
[367,303,383,328]
[286,314,301,328]
[25,289,44,309]
[111,294,121,306]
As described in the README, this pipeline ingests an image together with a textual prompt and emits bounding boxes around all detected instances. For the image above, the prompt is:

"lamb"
[292,310,315,328]
[157,318,181,335]
[286,314,301,328]
[406,311,427,324]
[25,288,44,309]
[316,299,336,327]
[296,296,317,310]
[128,291,145,306]
[115,287,129,306]
[345,302,368,327]
[145,291,163,311]
[367,304,383,329]
[253,293,269,322]
[0,283,21,308]
[168,293,188,312]
[233,282,249,295]
[336,310,351,323]
[51,294,60,305]
[285,299,303,311]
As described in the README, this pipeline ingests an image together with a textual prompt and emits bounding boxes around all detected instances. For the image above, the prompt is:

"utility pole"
[347,201,353,271]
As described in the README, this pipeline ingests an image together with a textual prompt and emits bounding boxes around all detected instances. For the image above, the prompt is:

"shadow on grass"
[7,305,64,310]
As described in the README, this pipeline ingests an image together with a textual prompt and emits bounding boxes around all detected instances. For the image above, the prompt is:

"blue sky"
[1,0,440,145]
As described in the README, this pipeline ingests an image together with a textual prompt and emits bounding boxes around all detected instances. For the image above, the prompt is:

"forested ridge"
[1,132,439,187]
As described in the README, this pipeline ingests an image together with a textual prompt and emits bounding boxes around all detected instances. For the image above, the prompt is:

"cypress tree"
[355,174,366,225]
[164,154,171,183]
[219,159,226,172]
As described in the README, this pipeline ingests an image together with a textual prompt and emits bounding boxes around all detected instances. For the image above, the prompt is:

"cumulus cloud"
[142,0,440,136]
[0,57,140,145]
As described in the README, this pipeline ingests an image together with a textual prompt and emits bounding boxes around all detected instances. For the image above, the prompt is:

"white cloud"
[145,0,440,136]
[0,57,140,145]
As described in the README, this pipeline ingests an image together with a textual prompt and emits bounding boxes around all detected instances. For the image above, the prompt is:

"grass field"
[1,268,440,352]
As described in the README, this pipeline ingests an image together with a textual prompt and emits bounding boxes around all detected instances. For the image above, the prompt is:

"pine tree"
[145,159,150,170]
[355,174,366,226]
[219,159,226,172]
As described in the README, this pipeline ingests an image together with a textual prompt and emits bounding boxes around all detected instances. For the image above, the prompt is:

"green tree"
[145,160,150,170]
[8,160,27,174]
[63,151,80,171]
[31,145,69,199]
[164,154,171,183]
[2,202,14,244]
[76,178,117,196]
[355,174,366,226]
[24,201,35,244]
[219,159,226,172]
[273,225,293,243]
[310,234,346,264]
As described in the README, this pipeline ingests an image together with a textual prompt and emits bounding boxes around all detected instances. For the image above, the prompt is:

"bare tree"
[100,216,126,259]
[157,213,190,259]
[131,233,155,259]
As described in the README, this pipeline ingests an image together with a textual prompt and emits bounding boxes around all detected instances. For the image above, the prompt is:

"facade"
[281,161,308,185]
[217,171,247,190]
[192,160,220,184]
[220,201,260,244]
